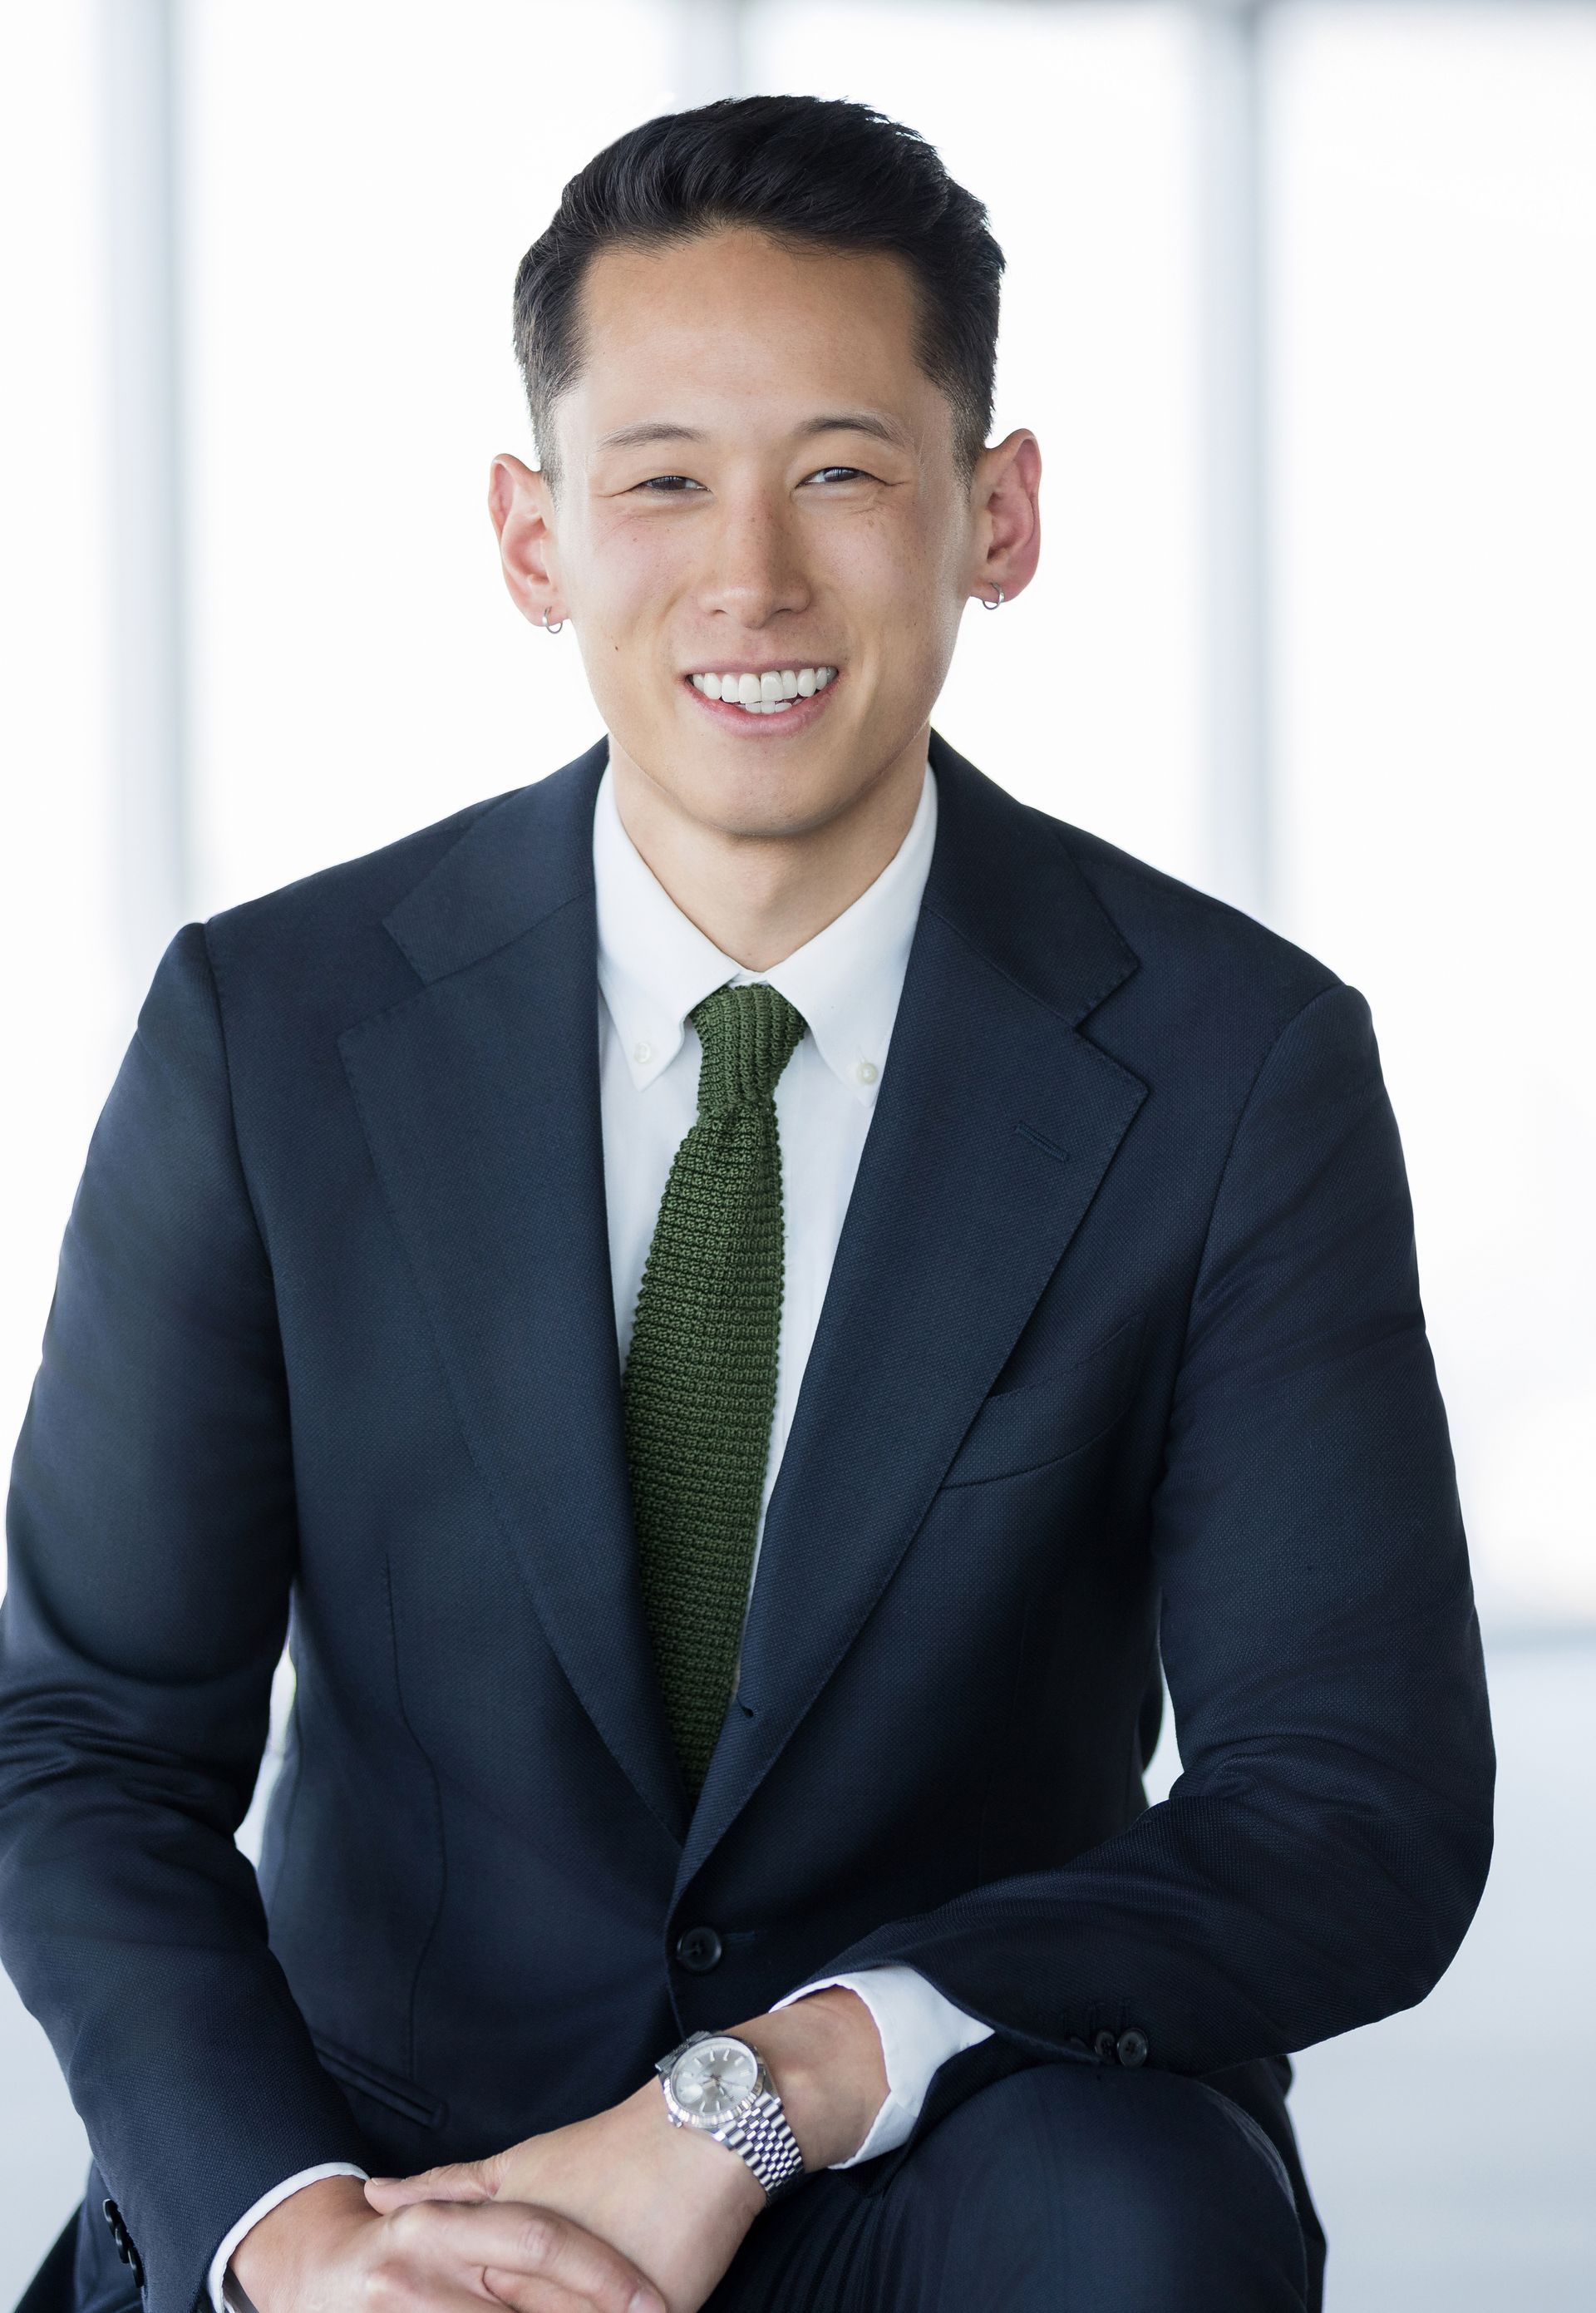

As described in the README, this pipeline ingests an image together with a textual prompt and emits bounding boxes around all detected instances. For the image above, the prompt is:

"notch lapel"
[338,738,693,1847]
[336,727,1149,1880]
[673,729,1148,1896]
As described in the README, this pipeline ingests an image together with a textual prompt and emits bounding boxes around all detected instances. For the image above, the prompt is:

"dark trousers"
[704,2059,1315,2312]
[19,2064,1319,2313]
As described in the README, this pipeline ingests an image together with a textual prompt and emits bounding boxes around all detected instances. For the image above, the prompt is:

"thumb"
[363,2152,505,2210]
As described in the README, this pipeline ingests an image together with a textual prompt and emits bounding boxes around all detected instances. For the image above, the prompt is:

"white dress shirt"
[212,751,993,2308]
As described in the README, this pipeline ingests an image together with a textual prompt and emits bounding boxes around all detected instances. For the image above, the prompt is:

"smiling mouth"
[686,664,840,715]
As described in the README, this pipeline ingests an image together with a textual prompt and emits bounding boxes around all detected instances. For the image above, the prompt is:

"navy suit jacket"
[1,727,1495,2313]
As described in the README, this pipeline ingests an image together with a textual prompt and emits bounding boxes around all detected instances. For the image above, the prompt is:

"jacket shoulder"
[205,786,522,944]
[1047,811,1347,1034]
[197,783,528,1019]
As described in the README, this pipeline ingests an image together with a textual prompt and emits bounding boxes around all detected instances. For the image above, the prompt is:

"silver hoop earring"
[540,607,564,634]
[980,585,1005,611]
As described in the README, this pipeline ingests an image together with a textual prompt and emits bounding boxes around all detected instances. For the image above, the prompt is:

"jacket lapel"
[674,728,1148,1894]
[338,737,692,1847]
[337,727,1149,1877]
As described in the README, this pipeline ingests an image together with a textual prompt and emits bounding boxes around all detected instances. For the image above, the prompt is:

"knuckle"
[361,2257,414,2311]
[598,2271,649,2313]
[514,2207,561,2266]
[588,2248,649,2311]
[387,2201,427,2244]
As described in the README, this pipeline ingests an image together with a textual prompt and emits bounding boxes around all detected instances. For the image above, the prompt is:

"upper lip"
[682,660,840,677]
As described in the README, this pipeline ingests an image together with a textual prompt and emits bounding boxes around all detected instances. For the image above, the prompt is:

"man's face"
[510,226,990,839]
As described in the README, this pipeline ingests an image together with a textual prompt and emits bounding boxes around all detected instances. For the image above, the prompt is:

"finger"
[366,2156,500,2209]
[394,2200,665,2313]
[483,2272,650,2313]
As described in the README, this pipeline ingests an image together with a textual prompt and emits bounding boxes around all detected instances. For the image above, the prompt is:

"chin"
[637,738,817,813]
[718,758,863,830]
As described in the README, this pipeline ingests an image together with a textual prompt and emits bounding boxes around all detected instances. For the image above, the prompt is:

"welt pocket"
[309,2029,448,2129]
[940,1310,1145,1489]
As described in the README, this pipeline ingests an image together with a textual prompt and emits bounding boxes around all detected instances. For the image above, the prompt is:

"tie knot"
[689,981,807,1116]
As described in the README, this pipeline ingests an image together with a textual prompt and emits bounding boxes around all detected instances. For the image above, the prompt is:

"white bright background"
[2,2,1592,2305]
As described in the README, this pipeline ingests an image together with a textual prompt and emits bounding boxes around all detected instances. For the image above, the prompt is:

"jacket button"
[675,1924,723,1972]
[1092,2029,1118,2062]
[1116,2028,1150,2067]
[101,2196,141,2282]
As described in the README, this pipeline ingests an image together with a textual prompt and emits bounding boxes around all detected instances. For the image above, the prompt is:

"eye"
[633,466,870,492]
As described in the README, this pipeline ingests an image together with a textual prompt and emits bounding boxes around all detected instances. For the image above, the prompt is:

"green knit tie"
[622,979,808,1801]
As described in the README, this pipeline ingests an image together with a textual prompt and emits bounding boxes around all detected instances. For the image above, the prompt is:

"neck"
[606,726,929,971]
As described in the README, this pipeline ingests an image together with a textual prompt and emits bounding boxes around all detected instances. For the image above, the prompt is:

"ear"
[969,427,1042,604]
[488,451,566,631]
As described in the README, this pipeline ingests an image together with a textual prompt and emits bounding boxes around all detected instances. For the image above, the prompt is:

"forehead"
[565,227,936,450]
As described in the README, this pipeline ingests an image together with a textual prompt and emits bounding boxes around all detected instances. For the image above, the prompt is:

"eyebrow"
[594,411,915,454]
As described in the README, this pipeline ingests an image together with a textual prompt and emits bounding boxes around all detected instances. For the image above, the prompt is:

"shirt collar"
[594,752,937,1109]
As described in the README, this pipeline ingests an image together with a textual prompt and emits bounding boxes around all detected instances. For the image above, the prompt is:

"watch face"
[670,2036,760,2124]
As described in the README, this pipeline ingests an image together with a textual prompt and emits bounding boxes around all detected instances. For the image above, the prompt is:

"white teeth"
[687,665,839,713]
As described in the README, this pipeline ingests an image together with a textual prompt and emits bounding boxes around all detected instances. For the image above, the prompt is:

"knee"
[890,2059,1306,2309]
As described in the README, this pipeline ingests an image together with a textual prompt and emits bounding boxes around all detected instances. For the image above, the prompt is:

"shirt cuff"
[209,2163,370,2311]
[770,1963,996,2168]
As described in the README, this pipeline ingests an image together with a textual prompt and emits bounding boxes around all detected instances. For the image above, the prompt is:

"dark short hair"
[511,93,1005,499]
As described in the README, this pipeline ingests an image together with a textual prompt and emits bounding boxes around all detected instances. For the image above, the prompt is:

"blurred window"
[1,1,1590,1632]
[1267,2,1596,1626]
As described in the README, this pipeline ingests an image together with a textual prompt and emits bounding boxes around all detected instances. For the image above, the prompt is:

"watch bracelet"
[716,2084,806,2200]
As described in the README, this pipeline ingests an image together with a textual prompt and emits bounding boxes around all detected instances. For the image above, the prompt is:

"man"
[1,91,1493,2313]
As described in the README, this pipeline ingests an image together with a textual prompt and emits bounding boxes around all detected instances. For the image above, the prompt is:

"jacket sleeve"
[803,979,1497,2188]
[0,924,373,2313]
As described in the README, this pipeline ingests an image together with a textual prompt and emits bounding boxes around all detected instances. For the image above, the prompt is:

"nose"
[696,494,812,629]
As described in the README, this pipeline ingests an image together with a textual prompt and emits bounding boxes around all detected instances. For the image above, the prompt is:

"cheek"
[581,510,687,625]
[574,580,678,706]
[832,505,955,629]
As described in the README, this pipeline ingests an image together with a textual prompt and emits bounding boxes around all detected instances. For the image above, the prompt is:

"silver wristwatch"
[654,2029,806,2203]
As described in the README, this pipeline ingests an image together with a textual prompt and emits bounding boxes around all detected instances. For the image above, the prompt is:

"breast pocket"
[939,1309,1146,1489]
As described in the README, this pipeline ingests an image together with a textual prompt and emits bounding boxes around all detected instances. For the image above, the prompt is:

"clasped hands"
[229,1986,887,2313]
